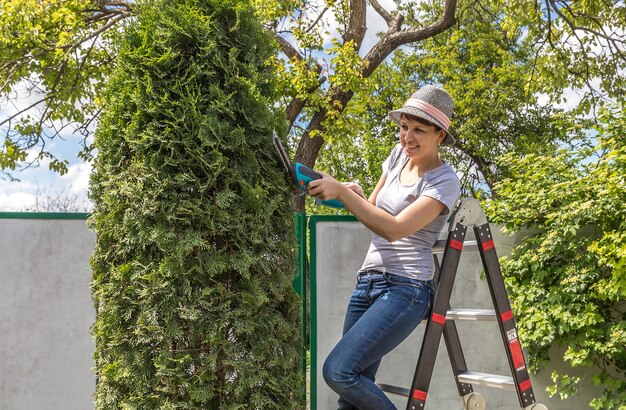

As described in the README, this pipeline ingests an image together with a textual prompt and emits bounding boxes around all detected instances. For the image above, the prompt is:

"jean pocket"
[384,272,424,289]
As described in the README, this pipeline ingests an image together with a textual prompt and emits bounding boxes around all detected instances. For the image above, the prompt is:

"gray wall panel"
[0,216,603,410]
[311,219,600,410]
[0,218,95,410]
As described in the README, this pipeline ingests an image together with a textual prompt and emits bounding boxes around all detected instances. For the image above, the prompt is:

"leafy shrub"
[485,104,626,409]
[89,0,302,408]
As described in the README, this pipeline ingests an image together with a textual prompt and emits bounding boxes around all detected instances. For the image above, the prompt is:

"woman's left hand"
[306,171,347,201]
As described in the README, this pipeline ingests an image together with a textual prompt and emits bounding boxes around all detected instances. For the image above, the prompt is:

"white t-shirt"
[360,144,461,281]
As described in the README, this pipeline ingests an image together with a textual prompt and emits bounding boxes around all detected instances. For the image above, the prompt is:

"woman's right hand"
[342,182,365,199]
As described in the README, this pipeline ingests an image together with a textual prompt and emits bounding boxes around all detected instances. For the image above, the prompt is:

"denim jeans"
[322,271,434,410]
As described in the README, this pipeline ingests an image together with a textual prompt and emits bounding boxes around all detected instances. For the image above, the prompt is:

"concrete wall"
[310,218,601,410]
[0,216,95,410]
[0,215,602,410]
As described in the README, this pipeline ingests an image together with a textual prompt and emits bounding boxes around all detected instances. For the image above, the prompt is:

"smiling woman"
[307,84,461,410]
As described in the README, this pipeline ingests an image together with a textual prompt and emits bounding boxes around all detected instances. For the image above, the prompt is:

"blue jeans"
[322,271,434,410]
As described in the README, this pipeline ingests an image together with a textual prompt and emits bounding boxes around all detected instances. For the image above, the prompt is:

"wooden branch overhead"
[369,0,393,26]
[363,0,457,77]
[344,0,367,49]
[547,0,626,45]
[273,33,304,62]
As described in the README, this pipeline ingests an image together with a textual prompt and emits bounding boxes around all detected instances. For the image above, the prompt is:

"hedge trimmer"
[272,132,344,209]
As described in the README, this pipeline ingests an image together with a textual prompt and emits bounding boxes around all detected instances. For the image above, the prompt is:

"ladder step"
[457,371,515,391]
[446,308,497,321]
[377,383,410,397]
[433,239,478,254]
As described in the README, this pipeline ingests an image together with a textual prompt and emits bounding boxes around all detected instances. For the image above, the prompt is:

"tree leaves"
[0,0,129,171]
[89,0,303,407]
[485,104,626,409]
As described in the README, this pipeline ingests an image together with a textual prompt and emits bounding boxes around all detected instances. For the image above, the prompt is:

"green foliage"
[484,104,626,409]
[495,0,626,112]
[0,0,121,171]
[3,0,625,181]
[254,0,626,170]
[89,0,302,408]
[315,0,583,201]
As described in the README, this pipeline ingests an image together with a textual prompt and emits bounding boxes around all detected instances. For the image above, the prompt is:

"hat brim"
[389,107,455,145]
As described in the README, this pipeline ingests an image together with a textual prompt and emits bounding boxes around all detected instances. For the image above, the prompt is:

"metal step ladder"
[378,199,548,410]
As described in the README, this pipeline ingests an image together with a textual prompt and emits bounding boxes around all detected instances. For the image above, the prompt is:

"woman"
[307,85,461,409]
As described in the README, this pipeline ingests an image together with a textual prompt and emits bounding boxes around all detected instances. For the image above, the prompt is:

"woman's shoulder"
[387,143,405,169]
[389,143,403,158]
[419,163,461,212]
[430,163,458,178]
[424,163,461,187]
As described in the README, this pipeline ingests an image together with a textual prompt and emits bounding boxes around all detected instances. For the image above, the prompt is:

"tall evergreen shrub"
[89,0,302,408]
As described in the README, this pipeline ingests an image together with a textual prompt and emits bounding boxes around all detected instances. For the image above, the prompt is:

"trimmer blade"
[272,132,298,188]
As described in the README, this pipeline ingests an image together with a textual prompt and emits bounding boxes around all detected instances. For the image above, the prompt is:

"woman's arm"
[307,172,445,242]
[343,174,386,205]
[368,174,386,205]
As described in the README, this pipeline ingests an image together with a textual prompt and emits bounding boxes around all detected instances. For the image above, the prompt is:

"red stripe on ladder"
[510,339,526,370]
[412,389,427,401]
[519,379,532,391]
[431,313,446,325]
[450,239,463,251]
[482,240,495,251]
[500,310,513,322]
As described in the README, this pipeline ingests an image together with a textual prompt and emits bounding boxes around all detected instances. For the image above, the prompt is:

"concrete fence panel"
[309,216,600,410]
[0,215,95,410]
[0,214,602,409]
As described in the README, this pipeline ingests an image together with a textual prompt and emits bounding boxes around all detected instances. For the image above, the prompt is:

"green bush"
[89,0,302,408]
[485,104,626,409]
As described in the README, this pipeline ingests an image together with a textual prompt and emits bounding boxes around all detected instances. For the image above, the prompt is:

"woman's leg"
[333,274,385,410]
[323,273,433,410]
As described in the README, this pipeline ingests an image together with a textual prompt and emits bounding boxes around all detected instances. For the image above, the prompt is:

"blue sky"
[0,131,92,212]
[0,77,93,212]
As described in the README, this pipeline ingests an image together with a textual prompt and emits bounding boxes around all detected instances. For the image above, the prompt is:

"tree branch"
[363,0,457,77]
[306,6,329,33]
[73,13,130,49]
[273,32,304,62]
[344,0,367,50]
[548,0,626,45]
[0,96,50,128]
[270,31,325,127]
[368,0,393,25]
[544,0,556,49]
[286,76,327,128]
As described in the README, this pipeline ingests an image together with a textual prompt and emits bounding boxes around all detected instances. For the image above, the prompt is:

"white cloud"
[61,161,92,198]
[0,190,38,212]
[0,158,93,212]
[21,148,53,169]
[0,76,47,121]
[536,77,604,114]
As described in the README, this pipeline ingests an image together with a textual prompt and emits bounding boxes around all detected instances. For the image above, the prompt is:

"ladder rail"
[405,223,468,409]
[474,224,538,408]
[382,221,546,410]
[434,255,475,399]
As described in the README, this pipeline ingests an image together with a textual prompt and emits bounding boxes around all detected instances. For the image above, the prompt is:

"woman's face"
[399,115,444,161]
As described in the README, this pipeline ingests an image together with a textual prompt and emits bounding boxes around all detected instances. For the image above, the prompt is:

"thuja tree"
[88,0,302,408]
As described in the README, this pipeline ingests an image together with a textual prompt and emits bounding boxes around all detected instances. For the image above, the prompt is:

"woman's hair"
[400,113,442,132]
